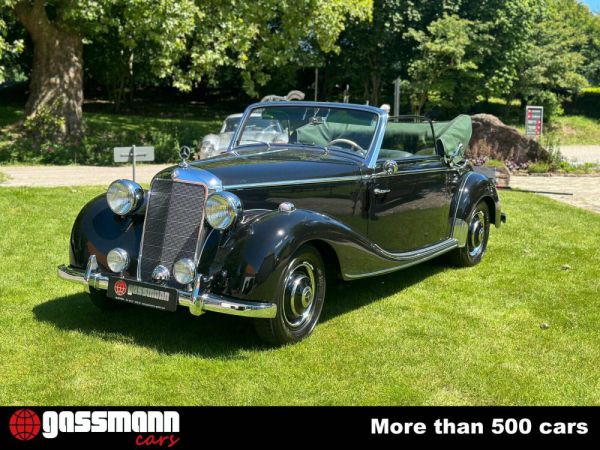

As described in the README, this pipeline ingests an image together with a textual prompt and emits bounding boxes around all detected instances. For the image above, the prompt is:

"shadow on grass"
[33,260,448,358]
[320,259,448,323]
[33,293,265,359]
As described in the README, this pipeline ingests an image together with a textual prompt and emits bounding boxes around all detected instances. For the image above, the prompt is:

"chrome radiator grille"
[138,178,207,285]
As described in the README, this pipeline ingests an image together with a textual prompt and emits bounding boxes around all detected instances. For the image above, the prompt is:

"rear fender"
[450,171,501,247]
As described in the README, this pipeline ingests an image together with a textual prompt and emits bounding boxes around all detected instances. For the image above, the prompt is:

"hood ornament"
[179,146,192,168]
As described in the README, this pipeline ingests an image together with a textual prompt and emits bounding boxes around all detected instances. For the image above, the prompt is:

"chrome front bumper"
[57,263,277,319]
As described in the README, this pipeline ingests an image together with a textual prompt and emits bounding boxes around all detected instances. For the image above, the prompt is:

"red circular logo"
[9,409,41,441]
[114,280,127,297]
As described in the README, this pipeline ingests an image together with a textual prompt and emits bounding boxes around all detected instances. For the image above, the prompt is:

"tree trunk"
[370,72,381,106]
[14,0,83,139]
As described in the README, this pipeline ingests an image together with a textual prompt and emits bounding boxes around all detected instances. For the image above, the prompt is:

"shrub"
[528,162,551,173]
[564,88,600,119]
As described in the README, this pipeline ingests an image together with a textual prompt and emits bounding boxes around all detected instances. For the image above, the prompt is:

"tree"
[404,13,490,115]
[0,0,371,139]
[174,0,372,98]
[584,14,600,85]
[323,0,410,106]
[505,0,588,118]
[321,0,462,106]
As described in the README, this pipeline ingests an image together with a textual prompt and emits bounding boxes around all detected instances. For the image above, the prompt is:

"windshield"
[234,105,379,156]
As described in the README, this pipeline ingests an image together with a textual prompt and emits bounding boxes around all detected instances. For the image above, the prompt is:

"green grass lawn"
[550,116,600,146]
[512,116,600,146]
[0,187,598,405]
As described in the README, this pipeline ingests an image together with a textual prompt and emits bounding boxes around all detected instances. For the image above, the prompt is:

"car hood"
[177,146,363,188]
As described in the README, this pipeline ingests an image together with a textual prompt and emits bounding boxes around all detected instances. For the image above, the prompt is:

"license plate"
[107,277,178,312]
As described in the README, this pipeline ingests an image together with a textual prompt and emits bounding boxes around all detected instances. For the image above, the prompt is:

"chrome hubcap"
[468,211,486,257]
[283,262,316,328]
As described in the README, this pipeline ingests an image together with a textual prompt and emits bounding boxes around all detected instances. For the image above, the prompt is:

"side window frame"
[378,115,439,163]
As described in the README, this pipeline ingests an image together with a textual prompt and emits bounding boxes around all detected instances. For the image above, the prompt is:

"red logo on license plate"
[114,280,127,297]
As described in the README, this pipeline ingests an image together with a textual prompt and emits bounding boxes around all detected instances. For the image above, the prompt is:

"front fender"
[69,194,145,276]
[199,209,368,302]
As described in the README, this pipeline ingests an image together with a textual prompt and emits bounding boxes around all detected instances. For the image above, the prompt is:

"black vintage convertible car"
[58,101,506,344]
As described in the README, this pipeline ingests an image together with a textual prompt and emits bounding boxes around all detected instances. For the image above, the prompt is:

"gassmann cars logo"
[9,409,41,441]
[8,409,180,447]
[114,279,128,296]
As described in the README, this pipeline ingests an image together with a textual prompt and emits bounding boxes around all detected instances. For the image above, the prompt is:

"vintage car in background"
[199,112,288,159]
[198,91,304,159]
[58,101,506,344]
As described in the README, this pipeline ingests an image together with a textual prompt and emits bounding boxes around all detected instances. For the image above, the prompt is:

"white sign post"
[113,146,155,182]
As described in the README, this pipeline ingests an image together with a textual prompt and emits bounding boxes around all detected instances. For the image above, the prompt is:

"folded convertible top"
[433,114,472,161]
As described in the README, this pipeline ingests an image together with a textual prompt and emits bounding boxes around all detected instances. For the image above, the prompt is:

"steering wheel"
[327,138,365,155]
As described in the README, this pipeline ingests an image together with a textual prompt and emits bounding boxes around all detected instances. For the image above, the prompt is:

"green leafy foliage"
[0,104,222,165]
[404,13,490,114]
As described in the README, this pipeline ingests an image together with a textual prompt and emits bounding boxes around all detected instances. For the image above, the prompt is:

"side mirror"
[383,160,398,175]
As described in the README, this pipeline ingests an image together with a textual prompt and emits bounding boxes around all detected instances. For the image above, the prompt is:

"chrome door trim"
[223,168,454,191]
[224,175,365,190]
[370,166,451,179]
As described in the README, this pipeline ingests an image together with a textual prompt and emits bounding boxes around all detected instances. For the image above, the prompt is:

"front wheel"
[254,244,326,345]
[450,200,491,267]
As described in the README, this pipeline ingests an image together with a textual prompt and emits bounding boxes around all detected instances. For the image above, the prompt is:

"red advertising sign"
[525,106,544,140]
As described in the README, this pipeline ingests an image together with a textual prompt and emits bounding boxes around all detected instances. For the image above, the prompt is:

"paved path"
[0,164,171,187]
[1,165,598,214]
[510,175,600,214]
[560,145,600,164]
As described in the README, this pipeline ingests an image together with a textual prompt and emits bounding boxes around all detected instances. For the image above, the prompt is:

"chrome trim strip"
[365,111,388,169]
[170,167,223,191]
[373,238,458,262]
[370,167,451,179]
[223,168,454,190]
[224,175,365,190]
[344,238,458,279]
[57,265,276,319]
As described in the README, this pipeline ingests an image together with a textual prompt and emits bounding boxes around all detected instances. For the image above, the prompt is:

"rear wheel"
[88,287,128,311]
[255,244,326,345]
[451,200,490,267]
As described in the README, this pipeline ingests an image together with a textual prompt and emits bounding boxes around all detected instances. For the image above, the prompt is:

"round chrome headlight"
[107,248,129,273]
[205,192,242,230]
[107,179,143,215]
[173,258,196,285]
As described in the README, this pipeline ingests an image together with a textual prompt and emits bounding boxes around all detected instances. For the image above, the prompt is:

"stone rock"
[467,114,549,164]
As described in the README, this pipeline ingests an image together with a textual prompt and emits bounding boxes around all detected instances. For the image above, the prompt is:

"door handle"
[373,188,390,195]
